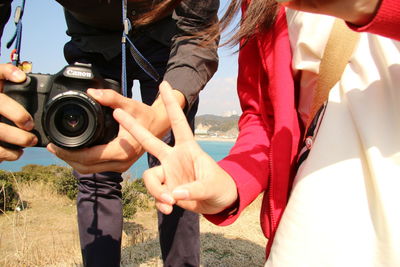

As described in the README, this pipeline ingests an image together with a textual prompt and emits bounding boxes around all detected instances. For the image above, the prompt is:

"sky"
[0,0,241,116]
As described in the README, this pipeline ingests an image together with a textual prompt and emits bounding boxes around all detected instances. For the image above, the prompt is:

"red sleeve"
[204,35,273,226]
[347,0,400,41]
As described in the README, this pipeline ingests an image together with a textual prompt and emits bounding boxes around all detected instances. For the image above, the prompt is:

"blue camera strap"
[121,0,160,97]
[5,0,159,97]
[6,0,26,66]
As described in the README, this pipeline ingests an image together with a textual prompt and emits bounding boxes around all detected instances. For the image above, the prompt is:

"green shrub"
[52,171,78,200]
[19,164,72,183]
[122,178,151,219]
[0,172,20,212]
[14,165,78,200]
[130,178,148,195]
[1,165,152,216]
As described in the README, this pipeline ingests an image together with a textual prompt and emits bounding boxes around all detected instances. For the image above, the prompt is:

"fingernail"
[161,193,174,204]
[88,89,103,98]
[159,203,172,214]
[11,69,26,81]
[173,189,190,200]
[30,136,38,147]
[47,144,55,153]
[114,108,133,121]
[23,119,34,130]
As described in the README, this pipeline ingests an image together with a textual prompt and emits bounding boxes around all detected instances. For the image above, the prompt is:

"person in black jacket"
[0,1,219,266]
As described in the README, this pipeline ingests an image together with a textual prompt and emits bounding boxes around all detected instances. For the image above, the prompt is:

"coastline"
[194,135,237,143]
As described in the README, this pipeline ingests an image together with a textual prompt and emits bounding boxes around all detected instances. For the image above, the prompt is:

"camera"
[1,62,121,149]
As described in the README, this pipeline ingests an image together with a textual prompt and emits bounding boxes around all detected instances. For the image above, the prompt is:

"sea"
[0,140,234,179]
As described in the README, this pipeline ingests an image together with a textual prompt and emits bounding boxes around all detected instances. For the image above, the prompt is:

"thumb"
[0,64,26,83]
[172,181,208,201]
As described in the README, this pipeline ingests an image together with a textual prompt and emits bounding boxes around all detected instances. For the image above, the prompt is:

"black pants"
[64,35,200,267]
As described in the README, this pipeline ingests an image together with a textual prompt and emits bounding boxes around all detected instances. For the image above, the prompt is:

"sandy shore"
[194,135,237,142]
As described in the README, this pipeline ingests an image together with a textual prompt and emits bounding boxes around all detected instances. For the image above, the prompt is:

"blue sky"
[0,0,240,116]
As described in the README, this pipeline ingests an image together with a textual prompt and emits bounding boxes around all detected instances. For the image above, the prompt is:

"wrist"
[149,88,187,138]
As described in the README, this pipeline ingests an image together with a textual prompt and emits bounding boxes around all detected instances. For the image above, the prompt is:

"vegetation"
[0,165,78,209]
[17,164,72,183]
[0,171,19,212]
[0,165,156,266]
[195,114,239,133]
[0,164,266,266]
[53,170,78,200]
[0,165,150,219]
[122,177,152,219]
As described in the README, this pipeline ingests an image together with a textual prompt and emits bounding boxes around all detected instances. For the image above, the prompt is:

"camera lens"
[43,91,105,149]
[54,104,88,137]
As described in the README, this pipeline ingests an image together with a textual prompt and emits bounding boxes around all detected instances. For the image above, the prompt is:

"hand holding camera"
[1,61,181,174]
[0,63,38,162]
[1,62,120,150]
[46,88,157,174]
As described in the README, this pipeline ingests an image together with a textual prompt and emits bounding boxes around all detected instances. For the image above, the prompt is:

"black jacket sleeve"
[163,0,220,110]
[0,0,13,53]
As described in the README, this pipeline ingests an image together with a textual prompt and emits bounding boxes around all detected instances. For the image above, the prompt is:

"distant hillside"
[195,114,240,138]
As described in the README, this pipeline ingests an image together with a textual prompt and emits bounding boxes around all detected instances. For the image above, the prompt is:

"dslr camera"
[1,62,120,149]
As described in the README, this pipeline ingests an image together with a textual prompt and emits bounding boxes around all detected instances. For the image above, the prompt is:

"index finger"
[0,93,34,130]
[159,82,194,143]
[87,89,140,113]
[113,108,171,161]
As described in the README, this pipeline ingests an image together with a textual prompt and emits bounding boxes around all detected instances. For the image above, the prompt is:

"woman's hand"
[0,64,37,162]
[113,81,238,215]
[277,0,382,25]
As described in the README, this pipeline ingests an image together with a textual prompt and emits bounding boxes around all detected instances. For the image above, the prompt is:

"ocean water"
[0,140,234,178]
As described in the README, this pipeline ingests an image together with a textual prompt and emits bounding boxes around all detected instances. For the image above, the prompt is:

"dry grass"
[120,195,266,266]
[0,181,266,266]
[0,181,81,266]
[200,197,266,266]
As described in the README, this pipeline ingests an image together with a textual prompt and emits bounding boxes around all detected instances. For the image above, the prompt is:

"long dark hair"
[134,0,278,47]
[132,0,183,26]
[219,0,278,47]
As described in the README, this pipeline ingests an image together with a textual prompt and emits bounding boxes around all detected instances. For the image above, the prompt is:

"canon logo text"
[65,69,93,79]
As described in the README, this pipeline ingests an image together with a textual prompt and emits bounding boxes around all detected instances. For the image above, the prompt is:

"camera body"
[1,62,121,149]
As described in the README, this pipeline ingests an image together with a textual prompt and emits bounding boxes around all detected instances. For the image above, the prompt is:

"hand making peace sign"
[113,81,238,215]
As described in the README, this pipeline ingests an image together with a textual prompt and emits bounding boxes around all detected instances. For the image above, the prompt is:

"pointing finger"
[87,89,139,112]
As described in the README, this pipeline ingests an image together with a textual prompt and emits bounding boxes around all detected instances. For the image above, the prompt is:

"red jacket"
[206,0,400,259]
